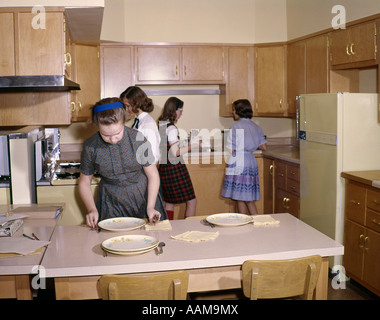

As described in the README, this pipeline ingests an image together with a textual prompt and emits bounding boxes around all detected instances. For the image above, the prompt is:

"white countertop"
[41,213,343,278]
[0,219,57,275]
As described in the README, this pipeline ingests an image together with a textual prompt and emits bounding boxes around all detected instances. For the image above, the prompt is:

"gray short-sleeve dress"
[80,126,167,222]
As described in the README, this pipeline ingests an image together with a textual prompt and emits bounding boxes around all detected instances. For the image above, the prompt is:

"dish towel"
[171,231,219,242]
[251,215,280,226]
[145,219,172,231]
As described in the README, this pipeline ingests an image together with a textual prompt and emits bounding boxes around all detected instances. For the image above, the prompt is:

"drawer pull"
[371,219,380,226]
[350,200,360,205]
[364,236,369,252]
[372,199,380,205]
[359,234,364,248]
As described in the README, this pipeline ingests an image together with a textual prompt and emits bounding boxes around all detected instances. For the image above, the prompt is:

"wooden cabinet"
[330,21,377,68]
[0,8,66,76]
[70,44,100,122]
[135,46,180,82]
[286,40,306,116]
[287,34,330,116]
[274,160,300,218]
[135,46,225,84]
[343,180,380,296]
[181,46,225,82]
[0,12,15,76]
[100,45,134,99]
[220,46,254,117]
[306,34,330,94]
[254,45,287,117]
[256,157,274,214]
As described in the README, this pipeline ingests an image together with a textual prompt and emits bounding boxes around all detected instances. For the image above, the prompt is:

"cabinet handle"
[346,44,351,56]
[64,52,72,66]
[70,101,76,112]
[350,43,356,55]
[350,200,360,205]
[364,236,369,252]
[373,199,380,205]
[78,101,82,111]
[184,65,187,76]
[269,164,273,176]
[283,197,290,209]
[359,234,364,249]
[280,99,283,108]
[176,65,178,75]
[371,219,380,226]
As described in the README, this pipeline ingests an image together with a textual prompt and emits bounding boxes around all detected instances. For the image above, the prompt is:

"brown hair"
[120,86,154,113]
[158,97,184,124]
[233,99,253,119]
[92,97,127,126]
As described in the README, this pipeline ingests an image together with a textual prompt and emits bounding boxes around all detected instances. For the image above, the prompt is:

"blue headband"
[94,102,124,114]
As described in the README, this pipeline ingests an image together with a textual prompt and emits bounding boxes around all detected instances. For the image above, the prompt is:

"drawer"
[367,188,380,212]
[287,178,299,196]
[287,164,299,182]
[345,181,366,225]
[275,161,286,190]
[366,208,380,233]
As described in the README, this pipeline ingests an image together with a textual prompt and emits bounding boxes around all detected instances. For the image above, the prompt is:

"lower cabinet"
[343,179,380,296]
[274,159,300,218]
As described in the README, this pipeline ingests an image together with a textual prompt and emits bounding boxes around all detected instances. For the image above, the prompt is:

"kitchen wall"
[61,0,293,144]
[287,0,380,40]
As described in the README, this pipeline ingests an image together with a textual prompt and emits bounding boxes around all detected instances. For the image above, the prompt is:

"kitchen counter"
[341,170,380,188]
[262,144,300,164]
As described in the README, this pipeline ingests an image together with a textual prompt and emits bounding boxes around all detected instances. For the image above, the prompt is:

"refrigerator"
[299,93,380,266]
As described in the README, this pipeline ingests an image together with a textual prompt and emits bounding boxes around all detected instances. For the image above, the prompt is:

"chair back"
[242,255,322,300]
[99,270,189,300]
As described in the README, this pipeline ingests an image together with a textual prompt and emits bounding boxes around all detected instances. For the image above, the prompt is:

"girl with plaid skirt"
[158,97,197,219]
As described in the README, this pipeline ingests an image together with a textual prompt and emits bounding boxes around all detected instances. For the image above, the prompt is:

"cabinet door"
[136,47,180,82]
[363,228,380,292]
[221,46,254,117]
[330,28,351,66]
[182,47,225,82]
[17,12,64,75]
[345,181,366,225]
[71,44,100,122]
[350,22,377,63]
[101,46,134,98]
[287,40,305,116]
[306,34,329,94]
[344,219,365,280]
[0,12,15,76]
[254,45,286,116]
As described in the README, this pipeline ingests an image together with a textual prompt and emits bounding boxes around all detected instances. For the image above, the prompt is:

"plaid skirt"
[159,163,196,204]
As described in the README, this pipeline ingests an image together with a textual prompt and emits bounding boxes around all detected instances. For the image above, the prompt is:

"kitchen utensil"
[155,242,165,255]
[201,219,215,228]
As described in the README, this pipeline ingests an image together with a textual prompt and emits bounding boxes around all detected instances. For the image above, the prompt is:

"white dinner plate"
[206,213,253,227]
[102,243,158,255]
[101,234,158,252]
[98,217,146,232]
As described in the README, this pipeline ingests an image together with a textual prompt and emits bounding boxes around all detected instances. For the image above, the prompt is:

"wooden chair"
[98,270,189,300]
[185,215,209,219]
[241,255,322,300]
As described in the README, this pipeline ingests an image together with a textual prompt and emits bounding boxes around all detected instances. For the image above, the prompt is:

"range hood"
[0,75,80,92]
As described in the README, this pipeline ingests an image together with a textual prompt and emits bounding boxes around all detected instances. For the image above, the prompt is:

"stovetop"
[50,161,100,185]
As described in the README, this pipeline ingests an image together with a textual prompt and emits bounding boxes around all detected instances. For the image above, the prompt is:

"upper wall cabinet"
[101,45,134,98]
[330,21,377,68]
[181,46,225,82]
[0,8,66,76]
[135,46,180,82]
[135,46,225,84]
[220,46,254,117]
[254,45,287,117]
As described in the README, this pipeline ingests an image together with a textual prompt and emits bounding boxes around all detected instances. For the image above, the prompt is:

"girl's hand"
[147,207,161,224]
[86,210,99,229]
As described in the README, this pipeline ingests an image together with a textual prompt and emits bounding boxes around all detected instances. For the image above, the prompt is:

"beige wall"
[287,0,380,40]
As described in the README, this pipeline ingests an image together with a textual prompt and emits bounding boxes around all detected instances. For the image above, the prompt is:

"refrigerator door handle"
[296,96,300,140]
